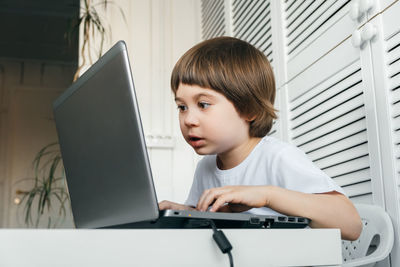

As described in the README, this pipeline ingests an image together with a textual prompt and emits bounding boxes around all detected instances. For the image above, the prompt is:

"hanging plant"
[69,0,127,81]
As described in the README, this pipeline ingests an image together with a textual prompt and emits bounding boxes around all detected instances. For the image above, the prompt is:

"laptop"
[53,41,309,229]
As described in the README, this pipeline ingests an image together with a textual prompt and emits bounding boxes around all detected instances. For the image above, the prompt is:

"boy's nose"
[183,111,199,127]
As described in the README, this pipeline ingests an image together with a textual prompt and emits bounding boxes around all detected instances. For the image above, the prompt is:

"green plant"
[16,143,69,228]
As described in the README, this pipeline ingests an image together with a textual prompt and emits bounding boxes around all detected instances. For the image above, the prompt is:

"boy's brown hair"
[171,36,277,137]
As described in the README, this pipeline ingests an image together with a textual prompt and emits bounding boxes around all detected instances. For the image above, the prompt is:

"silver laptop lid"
[53,41,159,228]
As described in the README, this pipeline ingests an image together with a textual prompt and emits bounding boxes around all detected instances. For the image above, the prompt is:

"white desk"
[0,229,342,266]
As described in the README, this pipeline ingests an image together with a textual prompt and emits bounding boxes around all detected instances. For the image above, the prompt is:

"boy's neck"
[216,137,262,170]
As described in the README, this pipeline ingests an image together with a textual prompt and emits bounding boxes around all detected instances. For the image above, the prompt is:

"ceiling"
[0,0,79,63]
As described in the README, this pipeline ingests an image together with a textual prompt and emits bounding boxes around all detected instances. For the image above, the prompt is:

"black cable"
[227,251,233,267]
[208,219,218,232]
[207,220,234,267]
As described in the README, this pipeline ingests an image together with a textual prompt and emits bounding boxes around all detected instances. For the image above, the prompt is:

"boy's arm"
[196,185,362,241]
[266,186,362,240]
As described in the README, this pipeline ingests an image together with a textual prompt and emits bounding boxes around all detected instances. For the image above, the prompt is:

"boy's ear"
[245,115,256,122]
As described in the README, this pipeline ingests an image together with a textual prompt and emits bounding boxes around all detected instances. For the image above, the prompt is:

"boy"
[159,37,362,241]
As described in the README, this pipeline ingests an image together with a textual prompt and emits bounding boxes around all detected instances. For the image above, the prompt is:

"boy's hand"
[159,200,196,211]
[196,186,270,212]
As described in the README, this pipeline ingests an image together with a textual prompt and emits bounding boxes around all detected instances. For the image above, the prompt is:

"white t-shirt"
[185,136,345,216]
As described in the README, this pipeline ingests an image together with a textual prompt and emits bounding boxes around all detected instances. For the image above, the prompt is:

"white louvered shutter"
[382,12,400,266]
[387,28,400,191]
[284,0,356,81]
[282,0,382,202]
[201,0,226,40]
[232,0,273,65]
[285,0,350,56]
[288,62,373,202]
[284,21,387,204]
[384,6,400,267]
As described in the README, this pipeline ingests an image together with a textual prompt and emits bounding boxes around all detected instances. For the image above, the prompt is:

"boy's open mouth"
[188,136,205,148]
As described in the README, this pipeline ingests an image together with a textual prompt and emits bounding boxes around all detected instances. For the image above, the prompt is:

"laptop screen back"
[53,41,159,228]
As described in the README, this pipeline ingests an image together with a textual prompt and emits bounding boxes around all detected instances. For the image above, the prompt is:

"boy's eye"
[177,104,187,112]
[199,102,210,109]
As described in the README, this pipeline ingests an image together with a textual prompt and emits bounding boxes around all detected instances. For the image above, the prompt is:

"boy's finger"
[198,194,213,211]
[196,190,209,210]
[202,189,226,211]
[197,189,215,211]
[210,194,233,212]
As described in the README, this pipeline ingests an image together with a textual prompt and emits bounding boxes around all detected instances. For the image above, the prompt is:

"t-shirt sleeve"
[273,145,345,195]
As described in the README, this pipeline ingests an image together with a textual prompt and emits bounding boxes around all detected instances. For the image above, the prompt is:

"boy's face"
[175,84,251,155]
